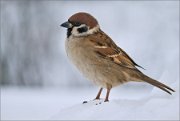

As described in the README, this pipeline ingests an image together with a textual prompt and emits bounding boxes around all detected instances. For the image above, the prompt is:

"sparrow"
[61,12,175,102]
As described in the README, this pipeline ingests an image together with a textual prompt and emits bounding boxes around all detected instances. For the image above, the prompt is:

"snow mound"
[51,76,179,120]
[51,92,179,120]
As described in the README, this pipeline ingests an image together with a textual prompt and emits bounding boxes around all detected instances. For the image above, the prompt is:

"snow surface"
[1,77,179,120]
[51,96,178,120]
[50,78,179,120]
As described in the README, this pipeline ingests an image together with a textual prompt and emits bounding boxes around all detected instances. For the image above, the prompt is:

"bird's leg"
[94,88,103,100]
[104,88,111,102]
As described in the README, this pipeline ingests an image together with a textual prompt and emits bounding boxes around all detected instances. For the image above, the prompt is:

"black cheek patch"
[67,28,72,38]
[77,26,88,33]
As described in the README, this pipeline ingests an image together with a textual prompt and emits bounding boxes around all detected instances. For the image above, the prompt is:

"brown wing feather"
[89,30,143,70]
[118,48,145,69]
[88,31,174,95]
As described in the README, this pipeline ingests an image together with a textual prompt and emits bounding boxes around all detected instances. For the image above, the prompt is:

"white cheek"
[71,27,80,36]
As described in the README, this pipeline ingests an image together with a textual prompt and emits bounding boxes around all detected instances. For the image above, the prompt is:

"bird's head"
[61,12,100,38]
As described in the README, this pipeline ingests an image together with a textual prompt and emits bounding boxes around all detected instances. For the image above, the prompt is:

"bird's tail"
[142,74,175,95]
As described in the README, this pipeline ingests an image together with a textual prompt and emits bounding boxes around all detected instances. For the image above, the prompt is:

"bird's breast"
[65,36,127,88]
[65,37,88,68]
[65,37,93,72]
[65,37,105,85]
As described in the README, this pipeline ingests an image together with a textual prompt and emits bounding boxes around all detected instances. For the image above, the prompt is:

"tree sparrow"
[61,12,174,102]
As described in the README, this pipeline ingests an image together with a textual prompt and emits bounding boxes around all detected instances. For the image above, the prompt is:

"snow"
[51,96,178,120]
[1,87,81,120]
[1,78,179,120]
[50,78,179,120]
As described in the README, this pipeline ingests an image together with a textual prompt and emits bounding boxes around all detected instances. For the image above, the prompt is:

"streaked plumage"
[61,12,175,102]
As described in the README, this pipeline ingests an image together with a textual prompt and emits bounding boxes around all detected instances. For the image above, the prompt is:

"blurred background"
[0,1,179,120]
[1,1,179,88]
[0,0,179,87]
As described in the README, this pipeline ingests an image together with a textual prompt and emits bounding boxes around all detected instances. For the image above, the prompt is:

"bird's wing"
[89,30,144,70]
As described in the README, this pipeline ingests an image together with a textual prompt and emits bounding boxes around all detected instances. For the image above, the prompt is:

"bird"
[60,12,175,102]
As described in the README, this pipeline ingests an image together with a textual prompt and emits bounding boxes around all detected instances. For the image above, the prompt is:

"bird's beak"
[60,21,72,28]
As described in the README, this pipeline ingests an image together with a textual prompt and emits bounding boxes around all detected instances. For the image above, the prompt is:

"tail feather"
[142,74,175,94]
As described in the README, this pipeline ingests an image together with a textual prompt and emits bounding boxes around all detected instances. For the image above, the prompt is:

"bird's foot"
[104,99,109,102]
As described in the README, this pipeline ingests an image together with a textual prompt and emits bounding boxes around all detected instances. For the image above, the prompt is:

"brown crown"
[68,12,98,29]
